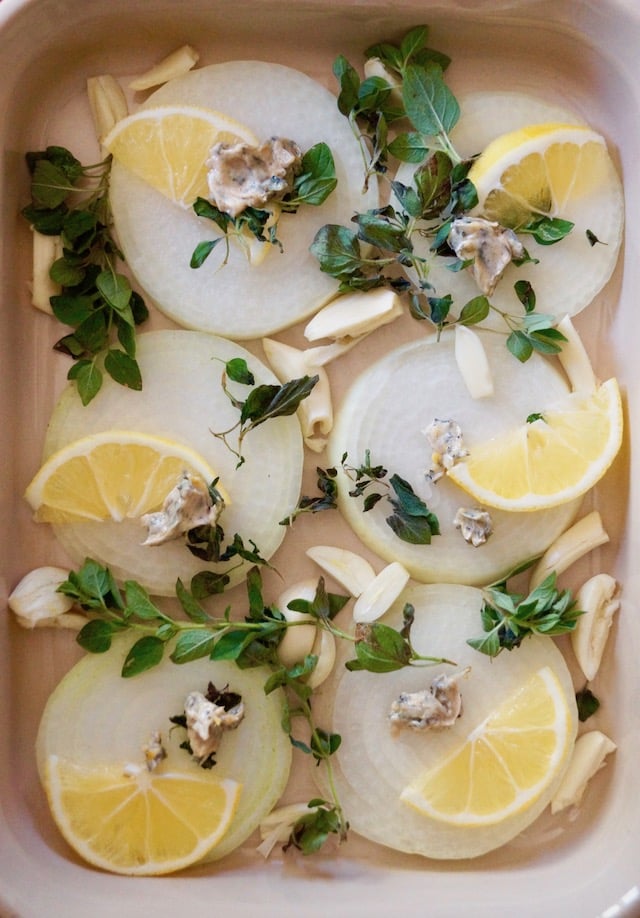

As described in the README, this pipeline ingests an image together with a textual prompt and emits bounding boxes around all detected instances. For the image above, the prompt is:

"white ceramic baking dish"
[1,0,639,915]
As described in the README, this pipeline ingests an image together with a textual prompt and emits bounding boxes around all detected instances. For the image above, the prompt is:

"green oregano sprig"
[315,25,574,362]
[468,572,584,657]
[21,145,148,405]
[341,450,440,545]
[279,466,339,525]
[214,357,318,467]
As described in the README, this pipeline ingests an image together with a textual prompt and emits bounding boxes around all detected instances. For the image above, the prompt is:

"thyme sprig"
[314,25,572,363]
[21,145,148,404]
[468,572,584,657]
[342,450,440,545]
[214,357,318,467]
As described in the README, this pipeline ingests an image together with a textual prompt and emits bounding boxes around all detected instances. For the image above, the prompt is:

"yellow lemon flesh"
[468,122,613,228]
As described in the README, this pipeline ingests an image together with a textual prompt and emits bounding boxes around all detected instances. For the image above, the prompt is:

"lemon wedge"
[447,378,623,511]
[103,104,259,206]
[45,755,241,876]
[25,429,222,524]
[400,666,573,826]
[469,122,614,228]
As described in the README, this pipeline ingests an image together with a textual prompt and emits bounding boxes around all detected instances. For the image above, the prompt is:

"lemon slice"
[400,667,573,827]
[24,429,223,524]
[45,755,241,876]
[103,104,259,206]
[447,378,623,511]
[469,122,614,227]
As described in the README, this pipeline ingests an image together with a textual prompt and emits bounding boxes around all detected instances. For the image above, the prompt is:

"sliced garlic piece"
[129,45,200,91]
[86,74,128,143]
[353,561,410,623]
[303,288,403,342]
[276,580,318,667]
[262,338,333,452]
[257,802,310,857]
[363,58,403,103]
[306,544,376,597]
[571,573,620,681]
[303,338,362,367]
[8,566,75,627]
[454,324,494,399]
[307,627,337,689]
[31,230,62,313]
[550,730,616,814]
[529,511,609,590]
[556,315,597,394]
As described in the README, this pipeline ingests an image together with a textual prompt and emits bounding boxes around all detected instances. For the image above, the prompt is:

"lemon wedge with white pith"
[400,667,573,827]
[24,430,224,524]
[103,105,259,206]
[45,755,241,876]
[447,377,623,511]
[469,122,613,227]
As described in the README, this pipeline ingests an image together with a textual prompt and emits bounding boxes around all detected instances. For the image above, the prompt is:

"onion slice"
[36,638,292,863]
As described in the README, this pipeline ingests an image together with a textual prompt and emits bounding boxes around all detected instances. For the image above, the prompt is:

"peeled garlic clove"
[86,74,128,142]
[556,315,597,394]
[129,45,200,91]
[454,324,494,399]
[550,730,616,814]
[571,573,620,681]
[529,511,609,590]
[262,338,333,452]
[307,628,336,689]
[8,566,75,627]
[276,580,318,667]
[363,57,403,103]
[303,288,403,342]
[353,561,410,623]
[30,230,62,313]
[306,545,376,597]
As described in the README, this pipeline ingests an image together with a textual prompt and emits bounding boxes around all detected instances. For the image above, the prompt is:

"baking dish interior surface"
[1,0,639,915]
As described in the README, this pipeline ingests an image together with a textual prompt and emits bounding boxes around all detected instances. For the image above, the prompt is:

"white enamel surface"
[1,1,638,917]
